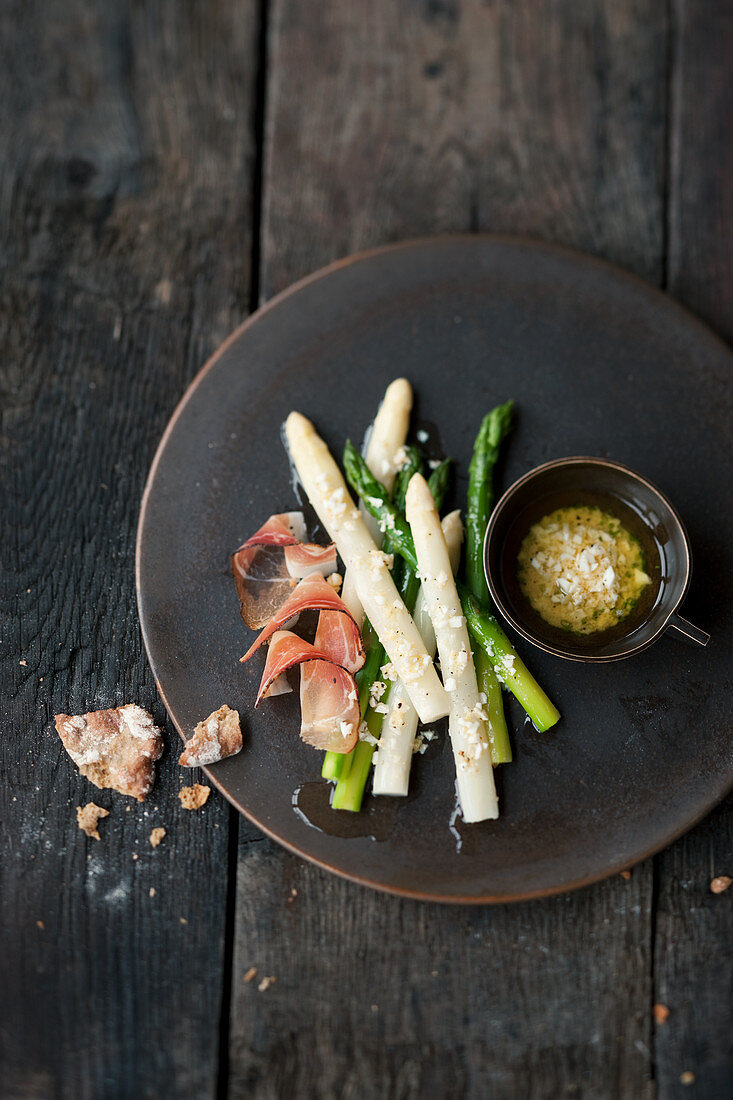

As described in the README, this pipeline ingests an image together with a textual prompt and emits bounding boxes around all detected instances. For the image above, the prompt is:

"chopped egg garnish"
[369,680,386,705]
[517,505,652,634]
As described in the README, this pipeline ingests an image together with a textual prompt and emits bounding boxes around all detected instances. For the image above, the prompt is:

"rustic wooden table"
[2,3,731,1097]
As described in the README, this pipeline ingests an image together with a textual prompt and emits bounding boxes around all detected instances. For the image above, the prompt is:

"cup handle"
[667,613,710,647]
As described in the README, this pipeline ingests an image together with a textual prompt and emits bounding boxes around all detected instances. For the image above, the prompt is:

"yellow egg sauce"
[516,505,651,634]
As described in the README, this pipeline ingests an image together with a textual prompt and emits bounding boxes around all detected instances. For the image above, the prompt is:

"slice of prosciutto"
[232,512,337,629]
[312,609,364,674]
[239,574,364,672]
[255,631,359,752]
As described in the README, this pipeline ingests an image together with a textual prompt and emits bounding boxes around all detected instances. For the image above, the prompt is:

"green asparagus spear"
[355,620,387,713]
[343,441,419,571]
[321,751,349,781]
[466,402,514,763]
[344,446,559,732]
[331,740,375,810]
[392,445,424,498]
[466,401,514,604]
[461,591,560,733]
[426,457,452,510]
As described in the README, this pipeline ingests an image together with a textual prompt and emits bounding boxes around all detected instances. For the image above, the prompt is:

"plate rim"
[136,233,733,904]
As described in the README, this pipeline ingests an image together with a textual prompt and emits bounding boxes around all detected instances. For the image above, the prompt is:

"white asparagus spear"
[405,473,498,822]
[340,379,412,622]
[285,413,449,724]
[373,511,464,797]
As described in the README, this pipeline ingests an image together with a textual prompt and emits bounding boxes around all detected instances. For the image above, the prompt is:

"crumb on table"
[149,826,166,847]
[55,705,164,801]
[653,1003,670,1025]
[179,784,210,810]
[179,705,242,767]
[710,875,731,894]
[76,802,110,840]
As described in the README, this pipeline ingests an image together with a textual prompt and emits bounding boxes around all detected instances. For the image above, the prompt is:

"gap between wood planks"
[216,2,271,1098]
[248,0,270,315]
[648,0,676,1085]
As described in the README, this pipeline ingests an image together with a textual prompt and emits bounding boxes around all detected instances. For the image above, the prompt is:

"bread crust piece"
[55,704,164,802]
[76,802,109,840]
[179,784,210,809]
[178,705,242,767]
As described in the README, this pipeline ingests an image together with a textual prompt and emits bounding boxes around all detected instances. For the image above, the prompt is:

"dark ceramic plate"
[136,237,733,903]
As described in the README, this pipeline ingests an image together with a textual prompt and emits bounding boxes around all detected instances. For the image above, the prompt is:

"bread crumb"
[619,870,631,880]
[180,917,187,925]
[132,852,139,860]
[76,802,110,840]
[149,887,156,898]
[149,827,166,847]
[680,1071,695,1085]
[710,875,731,894]
[19,659,27,666]
[179,784,210,810]
[36,920,45,930]
[653,1004,670,1025]
[258,976,275,992]
[55,704,164,801]
[179,705,242,767]
[244,967,258,983]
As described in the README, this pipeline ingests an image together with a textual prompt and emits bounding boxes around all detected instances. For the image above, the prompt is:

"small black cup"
[484,457,709,663]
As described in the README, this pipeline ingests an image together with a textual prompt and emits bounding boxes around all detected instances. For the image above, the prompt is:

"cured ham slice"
[255,631,359,752]
[232,512,336,629]
[239,574,364,671]
[283,542,337,579]
[299,660,360,752]
[313,609,364,675]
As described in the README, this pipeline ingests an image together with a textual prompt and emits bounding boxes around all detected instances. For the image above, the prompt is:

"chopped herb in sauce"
[517,505,651,634]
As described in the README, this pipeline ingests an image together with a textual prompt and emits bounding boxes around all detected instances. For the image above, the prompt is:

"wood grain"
[229,843,654,1100]
[231,2,670,1096]
[2,0,730,1095]
[260,0,667,300]
[667,0,733,344]
[0,2,257,1096]
[653,3,733,1097]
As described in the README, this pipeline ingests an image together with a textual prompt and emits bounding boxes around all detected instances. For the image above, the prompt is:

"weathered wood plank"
[230,844,654,1100]
[667,0,733,345]
[0,2,258,1096]
[231,2,669,1096]
[260,0,667,301]
[654,3,733,1096]
[653,801,733,1099]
